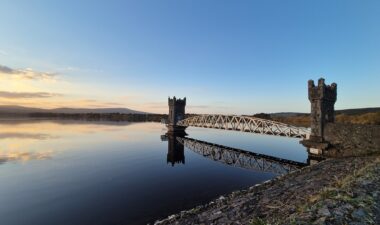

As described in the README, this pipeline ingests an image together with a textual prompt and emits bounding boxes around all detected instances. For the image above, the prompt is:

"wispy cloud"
[188,105,230,109]
[86,102,126,108]
[142,102,166,109]
[0,64,57,81]
[67,99,126,108]
[0,91,61,99]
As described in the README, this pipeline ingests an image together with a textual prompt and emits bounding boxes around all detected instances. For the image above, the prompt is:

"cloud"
[86,102,125,108]
[56,66,103,73]
[69,99,126,108]
[143,102,166,109]
[0,65,12,73]
[0,91,61,99]
[188,105,230,109]
[0,64,57,81]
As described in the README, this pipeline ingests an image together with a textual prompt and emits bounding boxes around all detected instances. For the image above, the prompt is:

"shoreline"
[154,155,380,225]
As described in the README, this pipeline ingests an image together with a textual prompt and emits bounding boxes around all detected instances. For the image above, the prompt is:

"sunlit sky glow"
[0,0,379,114]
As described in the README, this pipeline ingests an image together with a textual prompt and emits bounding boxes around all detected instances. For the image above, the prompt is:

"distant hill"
[335,107,380,115]
[270,112,308,118]
[271,107,380,117]
[49,107,145,114]
[0,105,146,115]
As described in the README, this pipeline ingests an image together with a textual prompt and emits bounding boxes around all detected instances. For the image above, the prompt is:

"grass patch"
[297,157,380,214]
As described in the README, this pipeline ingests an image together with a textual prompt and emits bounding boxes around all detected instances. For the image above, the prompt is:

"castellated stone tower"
[308,78,337,142]
[168,96,186,132]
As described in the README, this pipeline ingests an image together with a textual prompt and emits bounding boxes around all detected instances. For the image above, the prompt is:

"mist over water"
[0,120,308,225]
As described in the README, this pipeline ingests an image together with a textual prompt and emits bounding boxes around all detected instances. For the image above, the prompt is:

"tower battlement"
[308,78,337,102]
[168,96,186,106]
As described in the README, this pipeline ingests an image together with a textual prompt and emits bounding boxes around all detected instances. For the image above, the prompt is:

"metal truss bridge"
[176,114,310,139]
[176,137,307,175]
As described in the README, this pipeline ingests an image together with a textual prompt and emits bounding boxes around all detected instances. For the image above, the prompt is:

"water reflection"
[179,137,307,174]
[0,150,52,164]
[162,133,307,174]
[163,133,186,166]
[0,121,308,225]
[0,132,57,140]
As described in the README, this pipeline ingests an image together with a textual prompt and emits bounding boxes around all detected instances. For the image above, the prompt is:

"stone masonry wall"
[323,123,380,157]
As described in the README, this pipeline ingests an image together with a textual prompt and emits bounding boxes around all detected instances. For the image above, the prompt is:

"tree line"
[28,113,167,122]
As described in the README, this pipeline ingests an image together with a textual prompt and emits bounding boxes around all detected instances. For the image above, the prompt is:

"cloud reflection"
[0,132,57,140]
[0,150,52,164]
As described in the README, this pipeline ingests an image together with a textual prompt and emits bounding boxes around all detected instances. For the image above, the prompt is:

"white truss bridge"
[177,137,306,175]
[176,114,310,139]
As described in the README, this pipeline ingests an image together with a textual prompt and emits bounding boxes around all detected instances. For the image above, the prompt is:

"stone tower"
[168,96,186,132]
[308,78,337,142]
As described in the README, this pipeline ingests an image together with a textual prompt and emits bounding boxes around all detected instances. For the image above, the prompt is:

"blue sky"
[0,0,379,114]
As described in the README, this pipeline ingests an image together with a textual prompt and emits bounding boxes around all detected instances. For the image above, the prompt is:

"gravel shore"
[154,156,380,225]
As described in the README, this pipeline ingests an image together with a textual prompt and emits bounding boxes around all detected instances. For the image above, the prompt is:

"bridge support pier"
[167,96,187,134]
[301,78,337,155]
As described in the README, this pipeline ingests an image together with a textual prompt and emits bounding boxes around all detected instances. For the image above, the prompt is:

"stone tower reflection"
[165,132,185,166]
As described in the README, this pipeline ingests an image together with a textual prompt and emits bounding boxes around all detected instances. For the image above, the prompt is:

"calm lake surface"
[0,120,308,225]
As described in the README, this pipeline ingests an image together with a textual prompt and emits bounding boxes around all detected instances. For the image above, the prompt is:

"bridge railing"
[176,114,310,138]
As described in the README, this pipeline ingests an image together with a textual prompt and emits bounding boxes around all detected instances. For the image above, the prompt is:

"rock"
[324,199,335,208]
[332,207,345,217]
[168,215,176,220]
[341,203,354,211]
[351,208,366,220]
[318,206,331,217]
[312,216,327,225]
[208,211,223,221]
[348,222,367,225]
[361,179,371,186]
[218,196,226,201]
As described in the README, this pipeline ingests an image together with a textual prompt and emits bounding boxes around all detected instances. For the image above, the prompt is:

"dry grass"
[271,115,310,127]
[271,112,380,127]
[336,112,380,125]
[299,157,380,213]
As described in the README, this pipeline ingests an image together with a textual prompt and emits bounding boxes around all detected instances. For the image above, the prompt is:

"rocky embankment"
[154,156,380,225]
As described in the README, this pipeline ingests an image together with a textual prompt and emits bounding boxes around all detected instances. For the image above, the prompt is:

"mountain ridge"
[0,105,147,114]
[0,105,378,116]
[270,107,380,117]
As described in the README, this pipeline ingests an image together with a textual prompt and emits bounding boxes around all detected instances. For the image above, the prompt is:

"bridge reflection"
[161,133,316,174]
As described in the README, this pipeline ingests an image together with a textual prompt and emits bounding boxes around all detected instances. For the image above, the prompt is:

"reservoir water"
[0,120,308,225]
